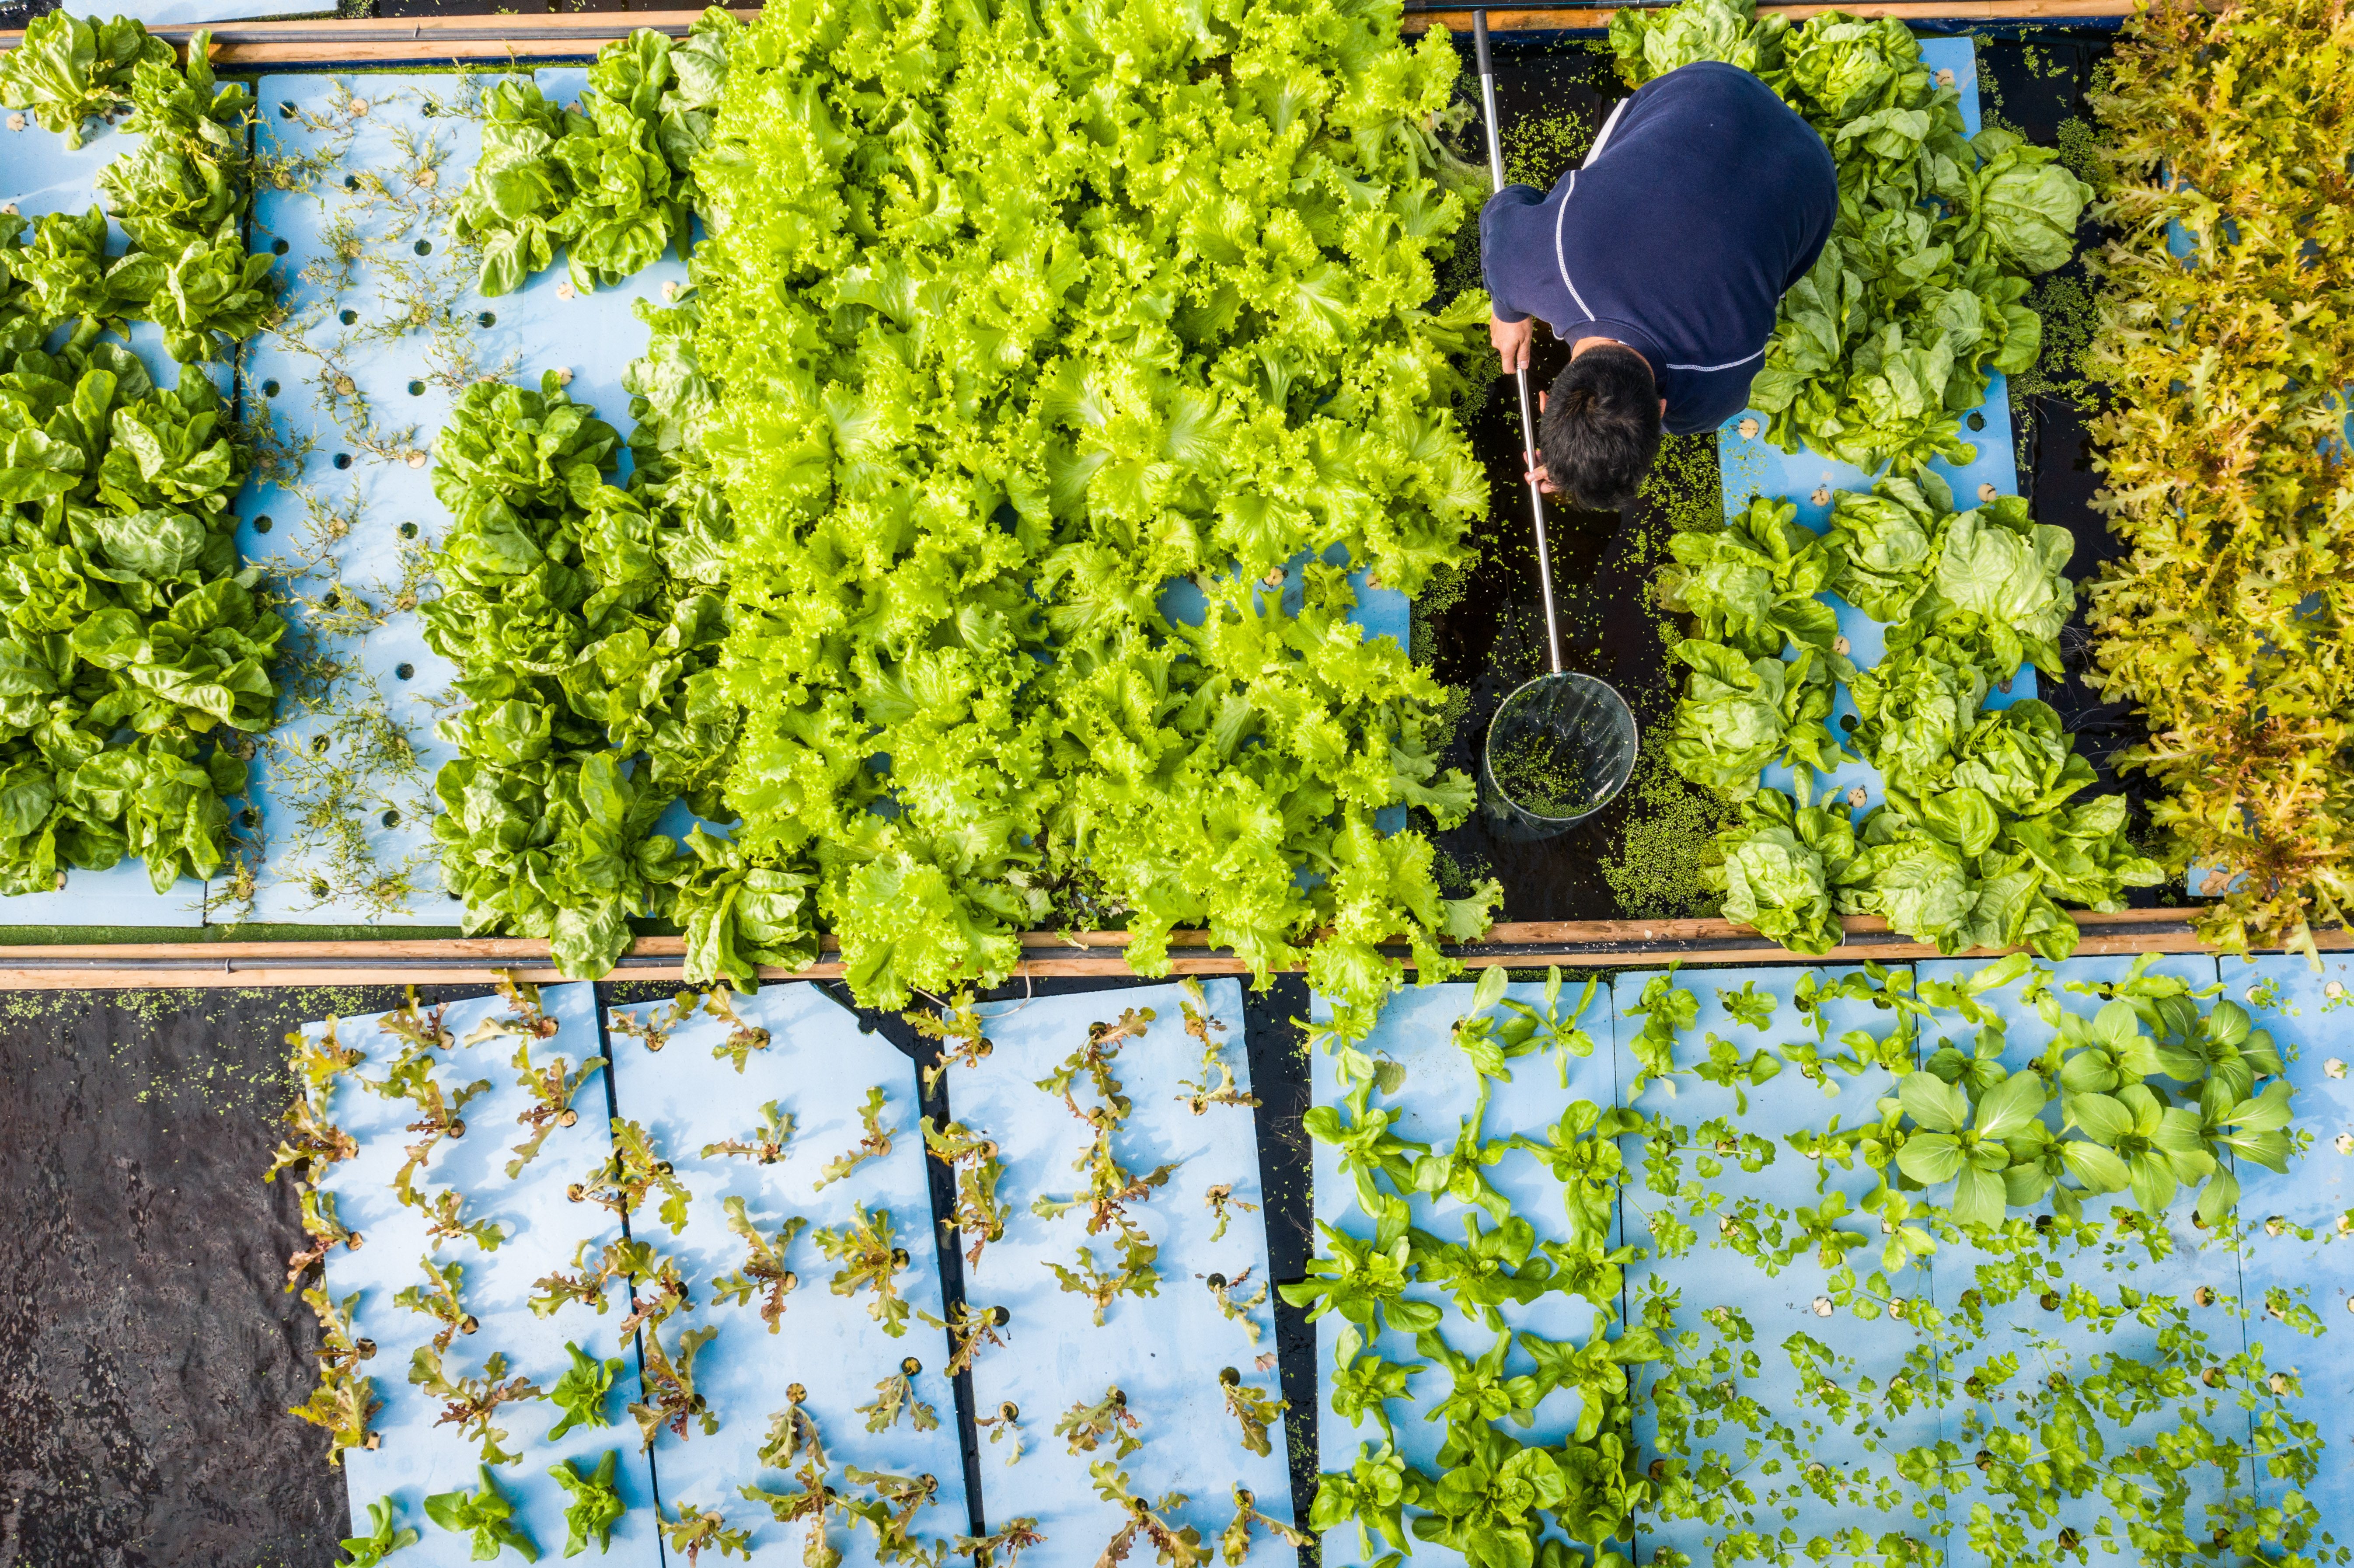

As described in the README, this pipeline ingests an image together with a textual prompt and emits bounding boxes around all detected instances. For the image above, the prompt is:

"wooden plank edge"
[0,904,2219,962]
[0,1,2130,64]
[3,917,2336,988]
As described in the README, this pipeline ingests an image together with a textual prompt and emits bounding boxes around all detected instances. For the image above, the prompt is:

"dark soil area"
[0,986,464,1568]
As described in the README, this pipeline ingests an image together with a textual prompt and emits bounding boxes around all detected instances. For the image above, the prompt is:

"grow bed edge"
[0,909,2335,987]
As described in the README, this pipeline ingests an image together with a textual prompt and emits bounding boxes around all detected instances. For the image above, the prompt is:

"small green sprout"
[1055,1384,1141,1458]
[424,1465,538,1561]
[337,1496,418,1567]
[547,1341,623,1440]
[815,1085,896,1190]
[548,1450,627,1557]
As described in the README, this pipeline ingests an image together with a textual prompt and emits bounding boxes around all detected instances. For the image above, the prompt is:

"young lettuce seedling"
[377,987,454,1055]
[660,1500,752,1565]
[1280,1202,1443,1366]
[1691,1029,1785,1114]
[858,1355,940,1435]
[840,1465,944,1566]
[1047,1230,1161,1326]
[700,985,771,1073]
[1409,1095,1514,1223]
[265,1085,359,1185]
[409,1345,543,1466]
[814,1203,912,1336]
[759,1383,827,1472]
[1215,1366,1286,1457]
[421,1188,507,1252]
[569,1118,691,1235]
[460,973,559,1049]
[975,1399,1025,1465]
[292,1287,381,1463]
[953,1517,1045,1568]
[395,1255,475,1352]
[337,1495,418,1567]
[291,1017,366,1094]
[608,991,696,1054]
[920,1116,1008,1266]
[1623,966,1700,1091]
[1056,1384,1142,1458]
[1305,1441,1418,1560]
[815,1085,897,1191]
[1089,1463,1207,1568]
[303,1287,378,1380]
[1406,1211,1550,1330]
[506,1034,607,1178]
[1508,1100,1647,1248]
[423,1466,536,1562]
[286,1186,362,1289]
[617,1254,696,1341]
[739,1453,851,1567]
[710,1196,805,1332]
[1038,1010,1150,1115]
[1302,1101,1429,1215]
[1175,979,1256,1114]
[910,987,991,1094]
[1218,1486,1309,1566]
[1454,963,1604,1089]
[1415,1326,1540,1430]
[1201,1267,1268,1343]
[920,1300,1011,1378]
[528,1236,658,1320]
[629,1322,718,1448]
[375,1050,491,1209]
[546,1341,624,1440]
[548,1450,627,1557]
[1032,1128,1179,1240]
[1330,1347,1419,1442]
[1203,1181,1257,1242]
[704,1099,794,1165]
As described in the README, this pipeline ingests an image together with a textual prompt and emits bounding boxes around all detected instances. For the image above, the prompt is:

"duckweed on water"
[1597,747,1737,917]
[1489,728,1597,817]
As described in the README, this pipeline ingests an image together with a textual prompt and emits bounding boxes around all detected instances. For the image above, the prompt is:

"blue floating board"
[1914,954,2249,1564]
[603,982,972,1562]
[1308,979,1629,1566]
[1610,965,1949,1560]
[953,979,1295,1566]
[311,983,666,1565]
[237,70,691,925]
[2220,950,2354,1536]
[120,0,325,21]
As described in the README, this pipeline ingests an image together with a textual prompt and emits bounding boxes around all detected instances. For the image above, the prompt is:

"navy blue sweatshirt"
[1479,61,1836,435]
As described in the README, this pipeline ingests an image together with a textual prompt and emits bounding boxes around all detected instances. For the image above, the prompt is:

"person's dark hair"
[1538,345,1661,512]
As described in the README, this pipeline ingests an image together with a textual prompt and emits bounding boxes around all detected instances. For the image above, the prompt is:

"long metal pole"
[1472,12,1564,676]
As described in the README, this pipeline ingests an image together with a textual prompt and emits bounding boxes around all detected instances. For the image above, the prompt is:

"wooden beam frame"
[0,908,2326,989]
[0,0,2133,67]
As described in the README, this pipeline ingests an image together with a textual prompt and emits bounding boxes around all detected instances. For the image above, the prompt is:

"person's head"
[1538,344,1662,511]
